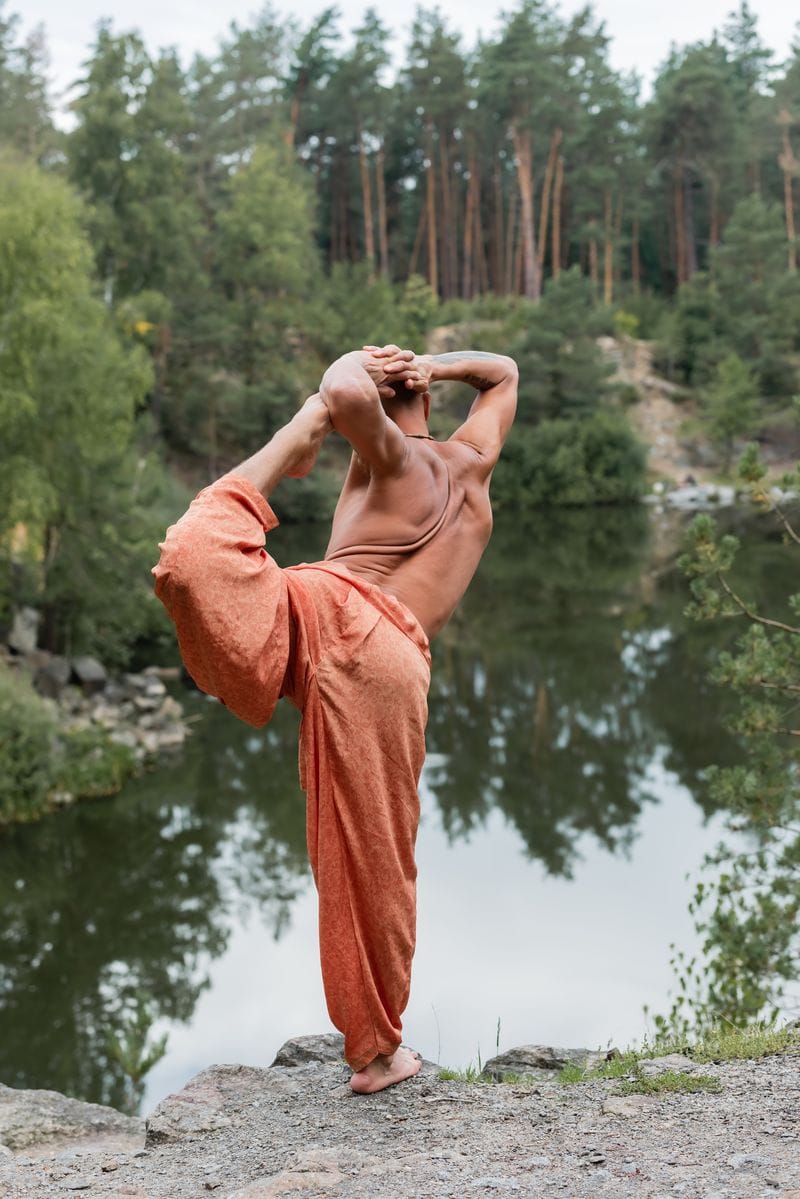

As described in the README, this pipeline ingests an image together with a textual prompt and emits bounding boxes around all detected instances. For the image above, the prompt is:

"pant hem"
[347,1041,402,1073]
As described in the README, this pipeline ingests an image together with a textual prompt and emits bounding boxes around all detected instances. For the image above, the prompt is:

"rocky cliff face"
[0,1036,798,1198]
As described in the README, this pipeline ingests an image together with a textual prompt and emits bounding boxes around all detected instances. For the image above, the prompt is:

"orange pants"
[152,476,431,1071]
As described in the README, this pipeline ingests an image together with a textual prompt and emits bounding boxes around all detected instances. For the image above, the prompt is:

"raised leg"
[231,393,332,497]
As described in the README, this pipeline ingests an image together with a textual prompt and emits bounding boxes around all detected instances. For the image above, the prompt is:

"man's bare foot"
[285,394,333,478]
[349,1046,422,1095]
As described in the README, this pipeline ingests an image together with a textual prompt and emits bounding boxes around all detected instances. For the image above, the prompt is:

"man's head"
[380,377,431,426]
[363,344,432,431]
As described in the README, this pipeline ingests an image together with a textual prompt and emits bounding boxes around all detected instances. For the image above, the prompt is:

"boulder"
[33,655,71,699]
[71,656,107,694]
[8,607,39,655]
[270,1034,345,1068]
[482,1044,591,1081]
[145,1064,310,1146]
[0,1083,143,1152]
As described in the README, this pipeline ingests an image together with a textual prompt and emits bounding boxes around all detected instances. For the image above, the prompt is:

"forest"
[1,0,800,666]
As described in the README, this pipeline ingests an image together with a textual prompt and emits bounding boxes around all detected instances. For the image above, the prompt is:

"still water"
[0,505,792,1113]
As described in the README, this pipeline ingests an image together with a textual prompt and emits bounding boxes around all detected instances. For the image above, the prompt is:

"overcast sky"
[18,0,800,118]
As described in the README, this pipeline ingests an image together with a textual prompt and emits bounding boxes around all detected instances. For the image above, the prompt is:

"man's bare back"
[325,438,492,638]
[318,345,518,639]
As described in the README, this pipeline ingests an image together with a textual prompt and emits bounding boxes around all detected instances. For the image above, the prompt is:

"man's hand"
[363,345,432,394]
[359,345,415,399]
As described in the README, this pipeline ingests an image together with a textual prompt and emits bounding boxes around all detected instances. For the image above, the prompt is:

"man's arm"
[382,349,518,467]
[320,350,409,475]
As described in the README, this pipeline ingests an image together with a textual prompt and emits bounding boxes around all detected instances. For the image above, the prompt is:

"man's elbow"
[321,378,376,426]
[500,355,519,382]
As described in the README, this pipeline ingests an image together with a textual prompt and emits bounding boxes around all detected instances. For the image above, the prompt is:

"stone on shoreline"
[0,1082,143,1153]
[33,654,71,699]
[71,656,108,693]
[270,1034,345,1068]
[7,606,39,655]
[481,1044,596,1080]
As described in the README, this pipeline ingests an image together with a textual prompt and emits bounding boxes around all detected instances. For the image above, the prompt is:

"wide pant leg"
[152,476,293,727]
[289,571,431,1072]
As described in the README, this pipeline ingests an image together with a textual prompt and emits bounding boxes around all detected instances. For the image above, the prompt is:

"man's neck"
[390,412,430,438]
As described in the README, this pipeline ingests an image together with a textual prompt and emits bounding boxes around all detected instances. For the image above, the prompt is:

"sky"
[16,0,800,120]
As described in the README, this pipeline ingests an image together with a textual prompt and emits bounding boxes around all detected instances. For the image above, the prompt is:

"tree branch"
[717,574,800,637]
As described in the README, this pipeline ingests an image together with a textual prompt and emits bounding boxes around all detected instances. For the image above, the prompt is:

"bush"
[58,728,135,799]
[0,664,137,824]
[0,665,58,823]
[493,409,646,509]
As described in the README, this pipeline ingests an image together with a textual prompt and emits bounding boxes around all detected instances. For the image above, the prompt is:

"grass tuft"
[440,1022,798,1089]
[651,1022,799,1064]
[616,1071,721,1096]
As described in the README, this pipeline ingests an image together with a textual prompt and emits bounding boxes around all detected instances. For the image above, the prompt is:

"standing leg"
[296,596,431,1092]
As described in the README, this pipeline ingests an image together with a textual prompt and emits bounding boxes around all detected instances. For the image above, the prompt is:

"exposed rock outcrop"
[1,1037,798,1198]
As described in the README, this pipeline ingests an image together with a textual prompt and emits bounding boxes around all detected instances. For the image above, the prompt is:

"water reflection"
[0,505,792,1105]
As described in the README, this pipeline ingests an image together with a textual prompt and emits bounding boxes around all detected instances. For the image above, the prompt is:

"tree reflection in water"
[0,505,791,1105]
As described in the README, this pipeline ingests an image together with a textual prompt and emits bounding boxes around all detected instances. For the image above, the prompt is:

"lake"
[0,503,792,1113]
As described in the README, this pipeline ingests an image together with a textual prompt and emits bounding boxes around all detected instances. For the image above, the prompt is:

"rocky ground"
[1,1036,798,1199]
[2,605,193,801]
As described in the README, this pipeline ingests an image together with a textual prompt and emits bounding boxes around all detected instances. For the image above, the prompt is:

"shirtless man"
[152,344,517,1094]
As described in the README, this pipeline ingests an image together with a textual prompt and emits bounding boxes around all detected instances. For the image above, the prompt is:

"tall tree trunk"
[537,127,562,277]
[779,115,798,273]
[286,91,302,147]
[603,188,614,305]
[330,167,340,262]
[551,153,564,279]
[709,172,721,249]
[408,200,427,279]
[511,124,540,300]
[513,224,524,295]
[674,162,686,285]
[357,120,375,270]
[376,142,390,277]
[439,130,455,298]
[425,120,438,296]
[504,185,518,294]
[684,171,698,277]
[462,152,477,299]
[631,216,641,294]
[614,189,624,291]
[493,159,504,293]
[476,194,490,295]
[588,221,598,293]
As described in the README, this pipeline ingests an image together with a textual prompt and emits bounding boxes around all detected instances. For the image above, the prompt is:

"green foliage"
[655,1021,799,1063]
[0,664,57,822]
[0,665,137,824]
[511,270,615,423]
[656,451,800,1036]
[58,728,135,800]
[711,196,800,395]
[615,1071,721,1096]
[0,158,165,661]
[613,310,640,339]
[309,267,439,366]
[0,6,52,157]
[666,196,800,396]
[493,410,645,509]
[704,354,759,471]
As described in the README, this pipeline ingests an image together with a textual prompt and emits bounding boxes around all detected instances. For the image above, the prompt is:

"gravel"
[0,1042,797,1199]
